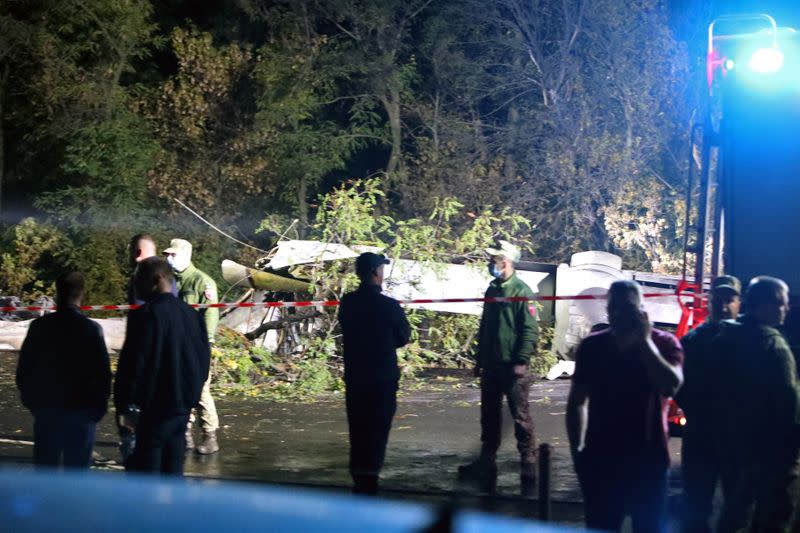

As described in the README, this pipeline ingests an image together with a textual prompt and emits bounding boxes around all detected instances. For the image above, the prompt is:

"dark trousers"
[682,431,720,533]
[578,453,668,533]
[345,381,398,495]
[32,408,101,469]
[717,460,799,533]
[480,365,535,463]
[127,413,190,475]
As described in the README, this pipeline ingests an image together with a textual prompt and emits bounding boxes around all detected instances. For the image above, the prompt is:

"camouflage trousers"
[479,364,536,464]
[717,459,799,533]
[187,376,219,432]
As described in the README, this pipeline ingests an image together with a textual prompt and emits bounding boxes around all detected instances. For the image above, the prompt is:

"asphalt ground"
[0,353,686,528]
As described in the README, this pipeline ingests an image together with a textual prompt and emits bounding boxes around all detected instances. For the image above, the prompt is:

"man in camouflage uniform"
[713,276,800,532]
[458,240,539,496]
[163,238,221,455]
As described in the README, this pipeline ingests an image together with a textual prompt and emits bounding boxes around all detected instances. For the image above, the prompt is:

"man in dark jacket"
[459,240,539,496]
[115,256,210,475]
[677,275,741,533]
[714,276,800,533]
[338,252,411,495]
[16,271,111,468]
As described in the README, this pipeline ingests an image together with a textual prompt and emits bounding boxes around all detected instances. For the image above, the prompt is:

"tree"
[391,1,518,216]
[3,0,156,191]
[0,9,33,216]
[481,0,690,265]
[252,2,370,233]
[320,0,434,180]
[146,27,267,219]
[1,0,160,304]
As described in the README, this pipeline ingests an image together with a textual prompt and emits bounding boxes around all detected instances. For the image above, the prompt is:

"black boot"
[520,470,537,497]
[458,452,497,494]
[520,456,537,497]
[352,474,379,495]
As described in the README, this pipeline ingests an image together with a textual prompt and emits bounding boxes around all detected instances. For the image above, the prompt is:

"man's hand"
[118,406,140,432]
[632,310,652,342]
[513,363,528,378]
[118,414,137,432]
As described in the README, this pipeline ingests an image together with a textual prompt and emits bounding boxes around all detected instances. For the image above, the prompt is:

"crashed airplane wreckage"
[220,242,694,368]
[219,239,551,352]
[1,242,694,380]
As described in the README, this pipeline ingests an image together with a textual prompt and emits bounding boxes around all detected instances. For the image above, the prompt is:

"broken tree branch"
[244,311,323,340]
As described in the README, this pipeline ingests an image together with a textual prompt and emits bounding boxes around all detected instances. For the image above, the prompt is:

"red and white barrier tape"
[0,292,690,313]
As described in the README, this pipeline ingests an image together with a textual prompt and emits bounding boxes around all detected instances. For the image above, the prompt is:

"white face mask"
[166,253,191,272]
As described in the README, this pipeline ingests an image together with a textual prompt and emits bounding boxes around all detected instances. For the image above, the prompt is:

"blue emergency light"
[747,46,784,73]
[708,15,800,92]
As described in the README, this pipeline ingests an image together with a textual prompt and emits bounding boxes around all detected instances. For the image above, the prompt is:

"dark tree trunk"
[0,64,7,218]
[382,89,402,175]
[297,174,308,238]
[504,103,520,181]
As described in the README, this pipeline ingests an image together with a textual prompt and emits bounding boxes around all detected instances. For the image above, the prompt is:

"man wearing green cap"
[458,240,539,496]
[163,238,220,455]
[677,275,741,533]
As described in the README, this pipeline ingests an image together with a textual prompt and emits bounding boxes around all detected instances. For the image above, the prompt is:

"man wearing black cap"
[337,252,411,495]
[677,275,741,533]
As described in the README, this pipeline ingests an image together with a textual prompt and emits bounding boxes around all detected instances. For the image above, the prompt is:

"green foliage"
[315,178,393,246]
[251,178,541,397]
[290,336,341,397]
[210,325,342,401]
[147,26,267,217]
[62,231,129,308]
[392,197,532,264]
[211,327,267,393]
[1,1,696,399]
[37,111,159,224]
[603,176,687,274]
[410,311,480,367]
[0,218,63,298]
[531,322,558,378]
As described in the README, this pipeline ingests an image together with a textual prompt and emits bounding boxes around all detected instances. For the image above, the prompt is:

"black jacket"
[338,284,411,386]
[16,306,111,415]
[114,293,210,417]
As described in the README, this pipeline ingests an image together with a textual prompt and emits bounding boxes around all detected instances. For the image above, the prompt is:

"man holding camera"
[115,257,210,475]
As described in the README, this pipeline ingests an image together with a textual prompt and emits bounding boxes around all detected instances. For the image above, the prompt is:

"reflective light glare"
[725,59,735,70]
[679,417,687,426]
[748,47,785,73]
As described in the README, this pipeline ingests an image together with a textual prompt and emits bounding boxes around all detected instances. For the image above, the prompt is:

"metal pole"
[538,443,551,521]
[694,119,713,288]
[683,124,703,280]
[710,136,723,281]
